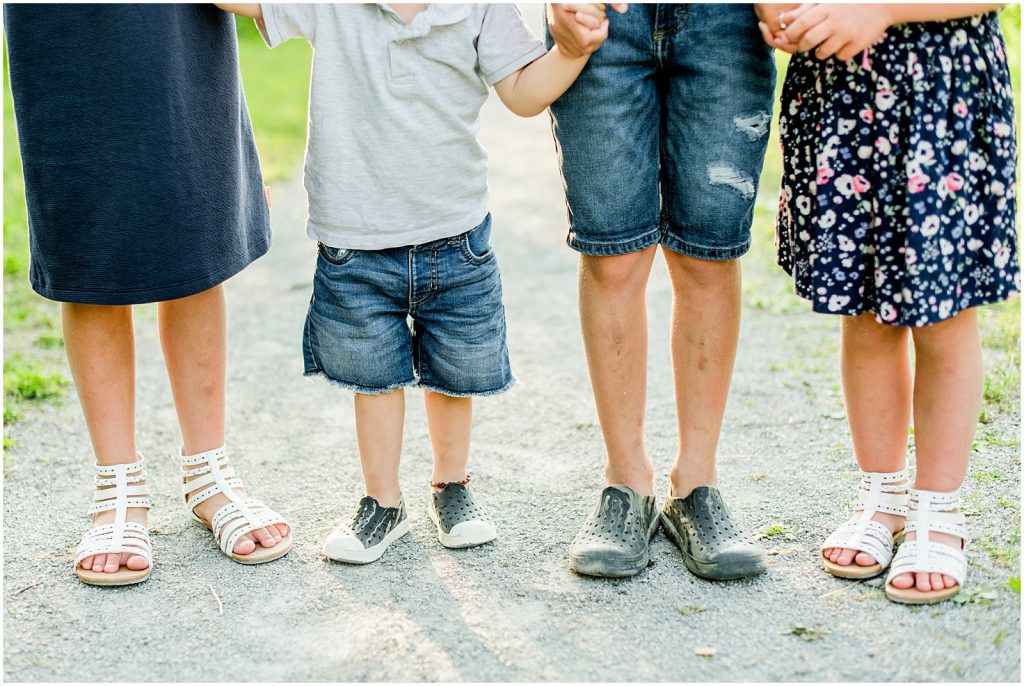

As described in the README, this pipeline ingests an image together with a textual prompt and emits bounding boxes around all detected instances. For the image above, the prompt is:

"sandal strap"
[210,498,289,556]
[180,444,289,555]
[75,522,153,565]
[885,487,968,586]
[854,469,909,517]
[821,518,897,567]
[76,456,152,567]
[180,444,245,515]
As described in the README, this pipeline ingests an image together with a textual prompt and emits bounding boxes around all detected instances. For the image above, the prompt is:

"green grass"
[235,18,312,181]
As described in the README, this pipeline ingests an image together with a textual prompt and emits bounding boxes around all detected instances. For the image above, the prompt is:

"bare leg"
[62,303,148,574]
[578,247,658,495]
[890,309,982,592]
[425,391,472,486]
[825,312,911,567]
[159,285,285,552]
[661,251,742,498]
[353,389,405,507]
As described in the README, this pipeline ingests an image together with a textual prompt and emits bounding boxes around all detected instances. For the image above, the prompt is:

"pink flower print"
[816,167,834,186]
[859,108,875,123]
[851,175,870,193]
[875,137,892,155]
[879,302,898,323]
[943,173,964,193]
[908,173,930,194]
[953,102,969,117]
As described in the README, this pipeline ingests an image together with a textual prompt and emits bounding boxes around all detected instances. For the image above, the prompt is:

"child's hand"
[569,3,607,30]
[548,3,626,58]
[754,3,804,53]
[780,4,894,61]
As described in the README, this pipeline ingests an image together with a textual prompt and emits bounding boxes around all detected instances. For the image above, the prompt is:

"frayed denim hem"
[303,370,418,395]
[417,375,518,398]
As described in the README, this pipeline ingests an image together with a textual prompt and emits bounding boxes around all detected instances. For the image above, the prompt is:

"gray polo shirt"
[259,3,547,250]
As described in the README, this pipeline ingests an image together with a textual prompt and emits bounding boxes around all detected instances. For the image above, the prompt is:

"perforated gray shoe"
[428,483,497,549]
[661,486,766,580]
[323,496,409,564]
[568,484,659,578]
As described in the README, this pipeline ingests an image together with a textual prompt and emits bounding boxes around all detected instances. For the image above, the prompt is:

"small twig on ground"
[209,584,224,615]
[818,578,865,600]
[12,580,44,595]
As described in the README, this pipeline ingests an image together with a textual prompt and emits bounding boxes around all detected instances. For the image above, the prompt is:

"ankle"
[366,488,402,508]
[669,466,716,499]
[604,467,654,496]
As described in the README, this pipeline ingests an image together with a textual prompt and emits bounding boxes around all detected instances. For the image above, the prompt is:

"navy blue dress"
[5,5,271,304]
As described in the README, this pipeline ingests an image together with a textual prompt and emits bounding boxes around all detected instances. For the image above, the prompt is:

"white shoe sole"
[322,518,410,564]
[428,499,497,549]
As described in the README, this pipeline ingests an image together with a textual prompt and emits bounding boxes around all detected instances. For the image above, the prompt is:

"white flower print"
[828,294,851,312]
[919,216,941,237]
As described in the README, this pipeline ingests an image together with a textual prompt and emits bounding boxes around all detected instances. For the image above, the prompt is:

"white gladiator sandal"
[820,468,908,579]
[885,488,968,604]
[74,456,153,586]
[181,445,292,564]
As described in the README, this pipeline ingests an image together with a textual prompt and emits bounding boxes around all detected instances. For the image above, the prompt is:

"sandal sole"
[194,520,293,564]
[885,582,960,605]
[821,557,883,579]
[76,567,151,586]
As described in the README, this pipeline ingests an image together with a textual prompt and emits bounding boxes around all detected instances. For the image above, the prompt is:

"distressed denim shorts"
[547,4,776,259]
[303,214,515,397]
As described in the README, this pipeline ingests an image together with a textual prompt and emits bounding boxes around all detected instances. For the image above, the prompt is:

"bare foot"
[78,481,150,574]
[887,528,962,591]
[184,458,289,555]
[823,481,907,568]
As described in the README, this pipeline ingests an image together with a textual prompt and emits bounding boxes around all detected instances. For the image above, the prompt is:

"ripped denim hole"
[707,163,756,199]
[733,111,771,141]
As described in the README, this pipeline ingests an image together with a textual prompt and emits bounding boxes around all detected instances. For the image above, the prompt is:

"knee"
[664,252,740,291]
[580,250,653,294]
[842,312,906,349]
[912,310,978,355]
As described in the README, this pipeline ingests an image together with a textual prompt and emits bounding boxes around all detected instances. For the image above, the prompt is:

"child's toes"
[252,526,279,548]
[79,555,94,570]
[853,551,877,567]
[890,572,914,589]
[835,548,857,566]
[233,533,257,555]
[103,554,121,573]
[92,554,107,572]
[126,553,149,571]
[915,572,933,592]
[930,572,945,590]
[943,574,958,588]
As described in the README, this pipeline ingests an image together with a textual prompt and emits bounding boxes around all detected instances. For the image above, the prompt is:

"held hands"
[548,3,629,59]
[756,3,894,62]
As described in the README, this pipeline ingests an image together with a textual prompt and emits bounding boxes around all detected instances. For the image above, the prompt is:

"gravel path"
[4,94,1021,683]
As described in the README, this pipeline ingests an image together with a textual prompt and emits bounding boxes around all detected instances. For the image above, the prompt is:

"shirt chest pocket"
[388,27,481,89]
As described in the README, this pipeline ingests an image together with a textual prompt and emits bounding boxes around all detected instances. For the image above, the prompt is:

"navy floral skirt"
[777,12,1018,327]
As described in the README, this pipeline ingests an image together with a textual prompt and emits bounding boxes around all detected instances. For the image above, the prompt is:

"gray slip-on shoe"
[568,484,659,578]
[428,483,497,549]
[661,486,766,580]
[323,496,409,564]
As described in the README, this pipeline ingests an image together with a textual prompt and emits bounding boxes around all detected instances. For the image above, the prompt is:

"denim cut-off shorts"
[303,214,515,397]
[547,3,776,259]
